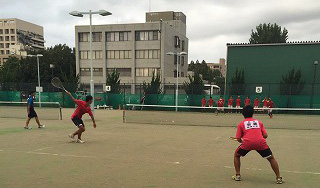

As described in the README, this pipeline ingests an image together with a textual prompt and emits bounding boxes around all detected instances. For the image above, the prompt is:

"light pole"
[27,54,43,107]
[50,63,55,79]
[310,60,319,108]
[166,52,187,111]
[70,10,112,110]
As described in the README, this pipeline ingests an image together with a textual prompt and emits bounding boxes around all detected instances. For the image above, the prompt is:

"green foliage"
[280,68,305,95]
[106,69,121,94]
[249,23,288,44]
[184,72,204,95]
[229,68,245,95]
[0,44,78,91]
[142,72,163,94]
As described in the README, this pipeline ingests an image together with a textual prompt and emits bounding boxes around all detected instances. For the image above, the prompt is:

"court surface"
[0,109,319,188]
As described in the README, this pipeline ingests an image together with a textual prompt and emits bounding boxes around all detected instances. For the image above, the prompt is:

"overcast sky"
[2,0,320,63]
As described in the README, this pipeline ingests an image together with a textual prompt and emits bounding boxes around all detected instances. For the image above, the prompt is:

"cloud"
[1,0,320,63]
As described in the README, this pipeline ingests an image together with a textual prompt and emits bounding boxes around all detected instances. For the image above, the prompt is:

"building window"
[5,43,9,48]
[5,36,9,41]
[181,72,184,77]
[0,36,3,41]
[5,29,9,34]
[106,31,131,42]
[174,36,180,48]
[0,29,3,34]
[174,70,177,78]
[181,56,185,66]
[79,33,89,42]
[6,50,10,54]
[0,50,4,55]
[80,51,103,59]
[11,36,15,41]
[0,43,3,48]
[93,68,103,76]
[135,50,160,59]
[10,29,15,34]
[135,31,159,41]
[182,40,185,51]
[107,68,131,77]
[80,68,103,76]
[106,50,132,59]
[135,68,160,77]
[92,32,102,42]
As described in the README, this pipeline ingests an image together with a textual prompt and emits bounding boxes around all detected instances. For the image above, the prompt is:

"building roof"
[227,41,320,47]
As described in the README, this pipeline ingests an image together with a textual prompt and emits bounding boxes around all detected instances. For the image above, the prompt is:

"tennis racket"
[51,77,67,92]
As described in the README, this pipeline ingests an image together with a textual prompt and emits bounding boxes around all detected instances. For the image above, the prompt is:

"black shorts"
[28,108,38,118]
[237,147,273,158]
[72,117,84,127]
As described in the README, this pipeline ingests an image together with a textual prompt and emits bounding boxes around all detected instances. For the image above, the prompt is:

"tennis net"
[0,101,62,120]
[123,104,320,130]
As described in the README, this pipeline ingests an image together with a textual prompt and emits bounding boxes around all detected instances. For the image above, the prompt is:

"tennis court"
[0,108,319,188]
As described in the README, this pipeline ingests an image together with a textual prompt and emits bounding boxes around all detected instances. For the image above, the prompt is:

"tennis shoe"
[232,174,241,181]
[76,139,85,144]
[276,177,284,184]
[38,125,45,128]
[68,134,75,141]
[24,126,32,130]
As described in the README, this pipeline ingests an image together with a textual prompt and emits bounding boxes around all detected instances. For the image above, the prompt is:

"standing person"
[228,96,234,113]
[201,96,207,112]
[232,105,283,184]
[24,91,45,130]
[262,97,268,113]
[267,98,274,118]
[208,97,214,107]
[254,97,260,113]
[66,91,97,143]
[244,96,251,106]
[216,96,225,115]
[236,96,241,113]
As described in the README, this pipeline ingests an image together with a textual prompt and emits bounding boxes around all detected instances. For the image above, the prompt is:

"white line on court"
[34,147,53,151]
[224,166,320,175]
[0,149,96,159]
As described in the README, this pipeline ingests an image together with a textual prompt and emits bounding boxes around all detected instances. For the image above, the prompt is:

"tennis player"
[208,97,214,107]
[228,96,234,113]
[24,91,45,130]
[66,91,96,143]
[216,96,225,115]
[235,96,241,113]
[232,105,283,184]
[267,98,274,118]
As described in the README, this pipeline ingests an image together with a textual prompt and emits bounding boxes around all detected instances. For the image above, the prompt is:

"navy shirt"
[27,95,34,108]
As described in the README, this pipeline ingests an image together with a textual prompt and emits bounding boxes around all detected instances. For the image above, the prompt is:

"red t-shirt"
[218,99,224,107]
[201,98,206,105]
[236,118,268,150]
[236,99,241,106]
[228,99,234,105]
[208,98,214,106]
[268,100,274,108]
[244,98,250,106]
[71,100,93,119]
[254,99,259,106]
[263,99,268,107]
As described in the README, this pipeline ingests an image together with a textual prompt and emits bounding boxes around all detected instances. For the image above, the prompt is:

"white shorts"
[217,107,224,111]
[209,105,213,107]
[228,105,232,108]
[263,106,267,108]
[254,106,258,108]
[236,106,240,109]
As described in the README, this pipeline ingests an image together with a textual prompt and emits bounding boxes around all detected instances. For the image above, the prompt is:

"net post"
[122,108,126,123]
[59,106,62,120]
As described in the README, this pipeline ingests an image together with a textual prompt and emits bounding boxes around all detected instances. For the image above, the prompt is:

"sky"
[2,0,320,63]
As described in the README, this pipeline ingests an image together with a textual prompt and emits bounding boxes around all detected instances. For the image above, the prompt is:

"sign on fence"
[256,86,262,93]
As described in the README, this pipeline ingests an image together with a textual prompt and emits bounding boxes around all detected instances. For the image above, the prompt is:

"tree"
[249,23,288,44]
[229,68,245,95]
[280,68,305,95]
[142,72,163,94]
[184,72,204,95]
[106,69,121,93]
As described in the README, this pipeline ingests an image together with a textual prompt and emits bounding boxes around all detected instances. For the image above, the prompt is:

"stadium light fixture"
[69,9,112,111]
[27,54,43,107]
[166,51,188,111]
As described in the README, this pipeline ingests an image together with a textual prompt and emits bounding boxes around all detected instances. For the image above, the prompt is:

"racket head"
[51,77,66,91]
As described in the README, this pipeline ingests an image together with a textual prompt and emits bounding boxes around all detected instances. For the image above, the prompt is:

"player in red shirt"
[233,105,283,184]
[254,97,260,113]
[208,97,214,107]
[262,97,268,113]
[201,96,206,107]
[235,96,241,113]
[66,91,97,143]
[216,96,225,115]
[228,96,234,113]
[244,96,250,106]
[267,98,274,118]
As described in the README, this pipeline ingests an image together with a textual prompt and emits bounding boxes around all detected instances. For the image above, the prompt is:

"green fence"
[1,91,319,109]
